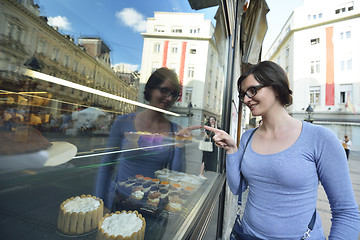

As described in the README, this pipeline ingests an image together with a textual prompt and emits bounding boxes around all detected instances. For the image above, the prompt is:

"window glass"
[0,1,225,239]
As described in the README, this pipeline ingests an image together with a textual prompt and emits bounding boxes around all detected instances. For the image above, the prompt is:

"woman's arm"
[315,128,360,239]
[94,116,124,203]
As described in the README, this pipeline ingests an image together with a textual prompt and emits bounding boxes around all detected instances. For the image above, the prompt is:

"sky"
[262,0,304,55]
[37,0,303,71]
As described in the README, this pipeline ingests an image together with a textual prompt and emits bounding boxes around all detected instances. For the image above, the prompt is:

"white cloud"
[115,8,146,32]
[112,63,139,73]
[48,16,72,31]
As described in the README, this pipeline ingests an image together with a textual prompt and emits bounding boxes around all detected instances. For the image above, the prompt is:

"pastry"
[97,210,145,240]
[57,195,103,235]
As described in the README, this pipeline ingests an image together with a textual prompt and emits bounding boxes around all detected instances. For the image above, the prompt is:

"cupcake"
[135,175,144,180]
[131,190,144,200]
[142,182,152,193]
[125,180,136,188]
[143,177,152,182]
[149,186,160,193]
[151,179,160,184]
[132,182,144,192]
[159,189,168,199]
[147,191,161,207]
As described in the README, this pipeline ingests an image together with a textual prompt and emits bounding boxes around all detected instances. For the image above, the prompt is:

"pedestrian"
[342,135,352,160]
[204,61,360,239]
[199,116,218,180]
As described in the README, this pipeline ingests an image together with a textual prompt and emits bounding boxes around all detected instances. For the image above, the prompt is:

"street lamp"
[305,104,314,123]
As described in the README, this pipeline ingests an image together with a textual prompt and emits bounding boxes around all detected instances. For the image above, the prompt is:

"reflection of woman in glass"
[95,68,185,210]
[199,116,218,179]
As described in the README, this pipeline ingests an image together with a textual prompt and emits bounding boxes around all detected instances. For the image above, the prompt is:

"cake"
[97,210,146,240]
[57,195,104,235]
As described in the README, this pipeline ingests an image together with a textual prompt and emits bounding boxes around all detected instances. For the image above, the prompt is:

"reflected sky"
[38,0,218,69]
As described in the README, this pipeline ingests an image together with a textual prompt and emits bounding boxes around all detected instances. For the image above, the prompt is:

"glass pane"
[0,0,226,239]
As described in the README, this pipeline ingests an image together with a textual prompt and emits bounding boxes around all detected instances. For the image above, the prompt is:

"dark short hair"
[237,61,293,107]
[144,67,181,101]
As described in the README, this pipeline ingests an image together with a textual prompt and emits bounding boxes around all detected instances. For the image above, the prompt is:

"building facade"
[0,0,138,124]
[140,12,225,126]
[264,0,360,150]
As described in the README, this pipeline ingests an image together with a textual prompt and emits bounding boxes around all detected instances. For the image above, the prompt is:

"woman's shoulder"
[302,121,335,137]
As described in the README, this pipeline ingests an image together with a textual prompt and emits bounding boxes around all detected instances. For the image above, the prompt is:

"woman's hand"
[203,126,237,154]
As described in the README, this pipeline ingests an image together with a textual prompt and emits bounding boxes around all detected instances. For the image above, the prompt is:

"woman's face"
[240,74,279,117]
[149,79,178,110]
[209,117,216,126]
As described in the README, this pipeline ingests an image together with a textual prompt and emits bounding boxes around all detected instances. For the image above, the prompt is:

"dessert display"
[97,210,145,240]
[115,169,205,217]
[57,195,104,235]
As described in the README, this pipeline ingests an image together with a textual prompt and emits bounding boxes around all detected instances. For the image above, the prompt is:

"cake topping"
[101,212,143,237]
[63,196,100,213]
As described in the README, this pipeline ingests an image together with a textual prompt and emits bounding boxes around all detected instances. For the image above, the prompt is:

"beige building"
[264,0,360,150]
[140,12,225,126]
[0,0,137,120]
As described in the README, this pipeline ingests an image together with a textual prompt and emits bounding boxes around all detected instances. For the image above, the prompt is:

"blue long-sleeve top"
[95,113,185,209]
[226,121,360,239]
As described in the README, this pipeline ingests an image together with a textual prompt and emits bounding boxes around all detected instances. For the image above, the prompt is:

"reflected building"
[140,12,225,126]
[0,0,138,123]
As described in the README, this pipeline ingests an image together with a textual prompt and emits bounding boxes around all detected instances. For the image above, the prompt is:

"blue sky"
[37,0,303,71]
[38,0,218,71]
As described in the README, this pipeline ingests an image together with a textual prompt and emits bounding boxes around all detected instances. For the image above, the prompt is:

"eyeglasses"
[157,87,179,99]
[238,85,266,103]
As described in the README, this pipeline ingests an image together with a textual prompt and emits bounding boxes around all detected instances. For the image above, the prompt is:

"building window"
[51,48,60,61]
[339,84,352,104]
[190,28,200,34]
[285,46,289,58]
[171,46,178,53]
[341,58,352,71]
[154,25,165,32]
[63,55,70,67]
[190,48,196,54]
[340,29,351,39]
[37,39,47,54]
[171,26,182,33]
[188,66,195,78]
[310,38,320,45]
[154,43,161,53]
[185,87,193,102]
[310,86,320,104]
[318,13,323,18]
[310,60,320,74]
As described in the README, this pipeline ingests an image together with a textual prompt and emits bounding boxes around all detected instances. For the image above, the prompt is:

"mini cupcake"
[125,179,136,188]
[142,182,152,192]
[132,182,144,192]
[151,179,160,184]
[168,192,182,203]
[131,190,144,200]
[160,181,170,188]
[149,186,160,193]
[135,175,144,180]
[159,189,168,199]
[143,177,152,182]
[147,191,161,207]
[166,202,182,212]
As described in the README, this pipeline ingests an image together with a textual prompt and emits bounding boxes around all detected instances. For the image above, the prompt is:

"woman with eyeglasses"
[204,61,360,239]
[95,67,186,212]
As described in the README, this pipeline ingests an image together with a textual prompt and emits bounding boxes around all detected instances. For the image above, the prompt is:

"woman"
[95,67,185,210]
[199,116,218,179]
[205,61,360,239]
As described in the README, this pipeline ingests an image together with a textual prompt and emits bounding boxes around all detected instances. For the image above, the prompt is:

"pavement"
[317,150,360,238]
